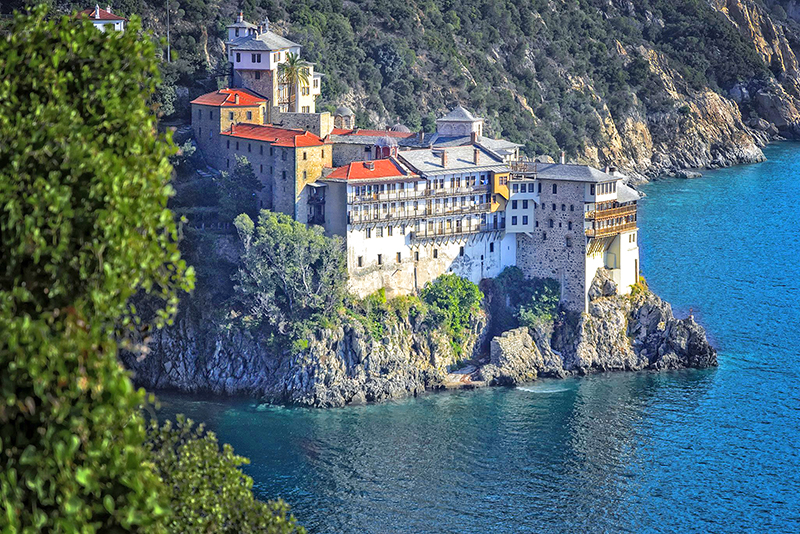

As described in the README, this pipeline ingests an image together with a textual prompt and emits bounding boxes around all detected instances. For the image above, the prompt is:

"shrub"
[147,416,306,533]
[0,9,193,530]
[233,210,347,335]
[420,274,483,338]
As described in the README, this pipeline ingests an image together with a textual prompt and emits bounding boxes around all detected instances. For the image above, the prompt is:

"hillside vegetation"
[12,0,800,175]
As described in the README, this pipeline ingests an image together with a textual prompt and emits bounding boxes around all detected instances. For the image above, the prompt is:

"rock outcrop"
[125,271,716,406]
[123,313,487,408]
[479,272,717,386]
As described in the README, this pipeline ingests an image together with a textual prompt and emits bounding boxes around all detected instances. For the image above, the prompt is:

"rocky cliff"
[124,271,716,407]
[479,270,717,386]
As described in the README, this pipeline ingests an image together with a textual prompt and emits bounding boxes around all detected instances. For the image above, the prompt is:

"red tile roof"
[221,124,325,148]
[190,88,267,107]
[330,128,416,139]
[78,7,126,20]
[327,158,417,181]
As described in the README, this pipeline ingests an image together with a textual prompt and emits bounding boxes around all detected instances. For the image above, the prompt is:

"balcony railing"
[348,203,491,225]
[347,185,489,205]
[585,221,637,238]
[585,203,637,221]
[410,222,506,242]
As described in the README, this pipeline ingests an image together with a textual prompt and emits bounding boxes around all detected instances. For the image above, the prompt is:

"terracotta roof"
[330,128,416,139]
[78,6,126,21]
[326,158,417,181]
[221,124,325,148]
[190,88,267,107]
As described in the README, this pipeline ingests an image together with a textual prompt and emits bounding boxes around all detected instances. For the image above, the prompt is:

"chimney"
[473,148,480,165]
[234,93,240,105]
[609,165,618,175]
[417,131,424,144]
[560,151,565,165]
[470,131,478,144]
[365,161,375,171]
[95,4,100,18]
[106,5,111,13]
[237,11,244,23]
[441,150,448,168]
[604,165,609,174]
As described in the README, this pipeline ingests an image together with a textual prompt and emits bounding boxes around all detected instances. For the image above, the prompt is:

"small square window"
[459,246,465,257]
[543,232,547,241]
[562,204,566,211]
[522,216,528,225]
[489,242,494,253]
[247,111,252,121]
[522,200,528,209]
[414,251,420,261]
[512,216,518,225]
[358,256,363,267]
[549,219,554,228]
[396,252,402,263]
[512,200,518,209]
[552,184,558,194]
[377,254,383,265]
[229,112,234,120]
[433,249,438,259]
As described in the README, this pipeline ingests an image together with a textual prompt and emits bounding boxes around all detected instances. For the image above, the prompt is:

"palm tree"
[278,52,310,112]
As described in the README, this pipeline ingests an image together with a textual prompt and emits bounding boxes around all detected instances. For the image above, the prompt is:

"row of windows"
[539,232,573,247]
[543,203,574,212]
[357,243,498,267]
[511,182,538,193]
[591,182,617,195]
[225,139,324,161]
[510,199,530,210]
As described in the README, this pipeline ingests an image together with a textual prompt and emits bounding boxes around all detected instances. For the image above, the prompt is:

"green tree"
[0,8,193,530]
[214,154,262,221]
[233,210,347,334]
[278,52,310,112]
[147,416,306,534]
[420,274,483,339]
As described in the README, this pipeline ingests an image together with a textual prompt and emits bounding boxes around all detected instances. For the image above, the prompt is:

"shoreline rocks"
[123,276,716,407]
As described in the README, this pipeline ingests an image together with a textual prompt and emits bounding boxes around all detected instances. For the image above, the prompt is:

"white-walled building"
[79,5,126,32]
[226,13,322,115]
[318,147,516,298]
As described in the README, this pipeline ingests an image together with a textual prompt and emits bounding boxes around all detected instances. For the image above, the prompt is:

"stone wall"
[517,179,588,312]
[272,108,334,137]
[234,69,277,104]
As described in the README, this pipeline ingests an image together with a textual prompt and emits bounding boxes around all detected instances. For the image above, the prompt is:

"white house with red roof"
[79,5,126,32]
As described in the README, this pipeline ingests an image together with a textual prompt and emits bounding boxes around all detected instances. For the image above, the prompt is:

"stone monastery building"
[190,14,641,312]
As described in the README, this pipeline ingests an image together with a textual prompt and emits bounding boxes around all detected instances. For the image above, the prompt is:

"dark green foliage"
[486,268,560,333]
[233,210,347,335]
[147,416,306,533]
[214,155,262,221]
[0,8,193,530]
[420,274,483,340]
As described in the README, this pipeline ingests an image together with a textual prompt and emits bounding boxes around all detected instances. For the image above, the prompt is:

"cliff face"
[124,272,716,407]
[123,312,488,408]
[479,270,717,385]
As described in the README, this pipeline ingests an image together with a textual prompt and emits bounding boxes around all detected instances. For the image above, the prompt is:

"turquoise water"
[158,144,800,533]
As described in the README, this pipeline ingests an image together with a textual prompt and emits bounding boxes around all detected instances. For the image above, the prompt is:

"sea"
[157,143,800,533]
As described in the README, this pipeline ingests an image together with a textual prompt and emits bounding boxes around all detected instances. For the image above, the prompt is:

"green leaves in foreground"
[147,416,306,534]
[0,7,193,531]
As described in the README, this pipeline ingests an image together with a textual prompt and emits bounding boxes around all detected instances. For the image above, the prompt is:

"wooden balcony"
[410,222,505,242]
[585,221,637,238]
[348,185,489,205]
[585,203,637,221]
[348,203,490,225]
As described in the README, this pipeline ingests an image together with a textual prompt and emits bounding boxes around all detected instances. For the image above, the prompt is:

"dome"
[334,105,354,117]
[376,135,398,147]
[389,123,411,133]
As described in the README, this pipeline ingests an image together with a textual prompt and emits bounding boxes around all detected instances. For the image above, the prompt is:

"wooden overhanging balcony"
[348,185,489,205]
[585,221,638,238]
[585,203,637,221]
[410,221,506,242]
[348,203,491,225]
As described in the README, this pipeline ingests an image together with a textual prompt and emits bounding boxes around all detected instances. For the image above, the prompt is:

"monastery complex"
[190,14,641,312]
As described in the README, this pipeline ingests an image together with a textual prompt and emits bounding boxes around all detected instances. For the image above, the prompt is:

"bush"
[147,416,306,534]
[0,9,193,530]
[233,210,347,335]
[420,274,483,338]
[215,155,262,221]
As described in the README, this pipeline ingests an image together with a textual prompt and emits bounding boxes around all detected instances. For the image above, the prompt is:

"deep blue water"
[158,144,800,533]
